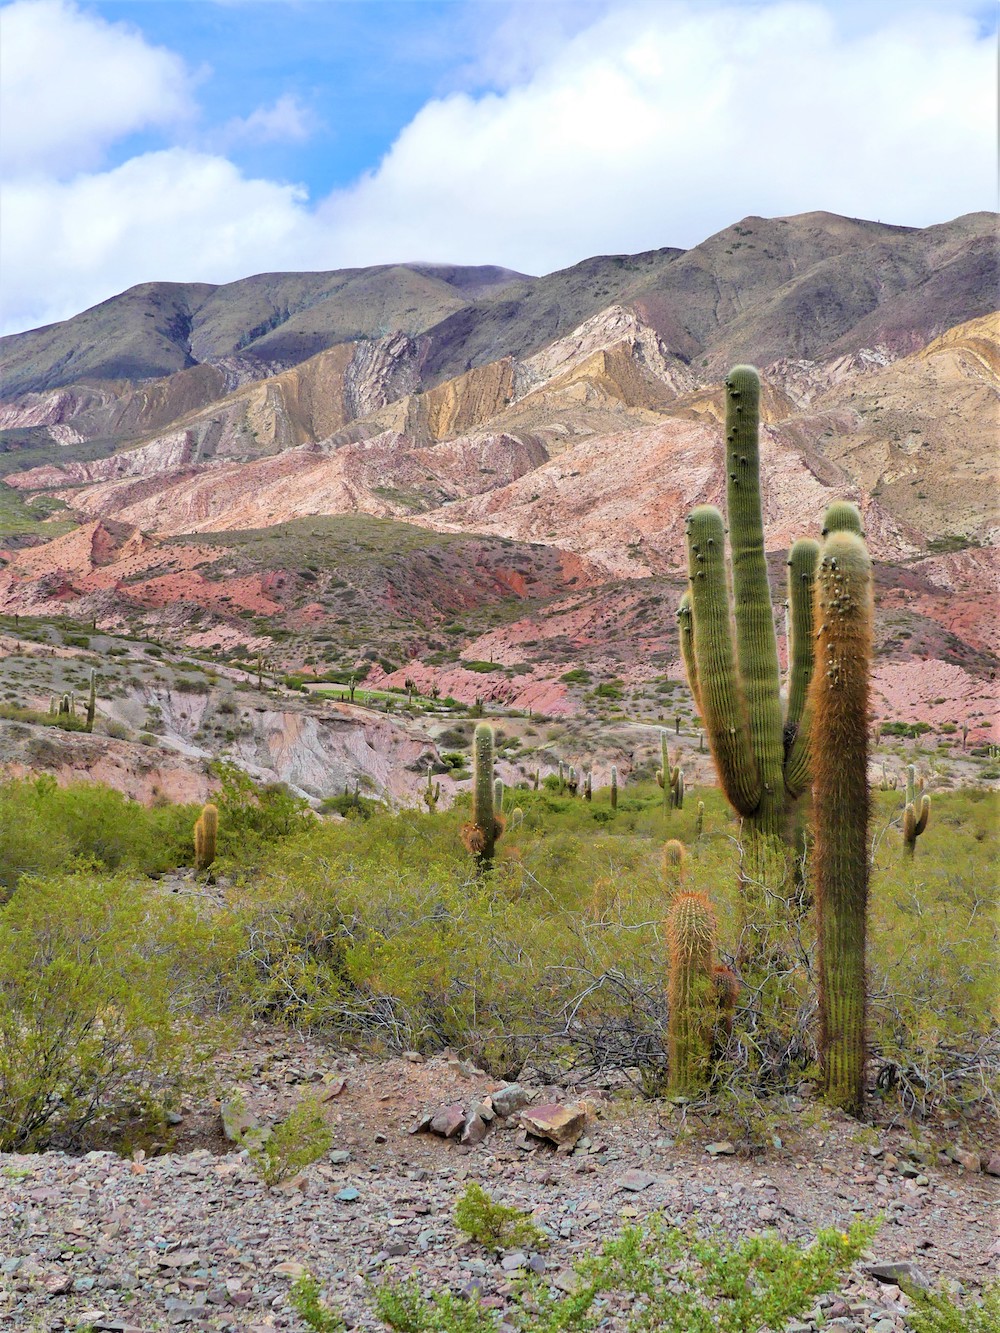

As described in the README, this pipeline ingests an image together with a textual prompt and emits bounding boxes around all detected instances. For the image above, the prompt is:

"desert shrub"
[366,1215,876,1333]
[247,1096,334,1187]
[0,872,227,1150]
[906,1282,1000,1333]
[453,1182,548,1250]
[0,776,198,893]
[290,1274,345,1332]
[210,760,314,865]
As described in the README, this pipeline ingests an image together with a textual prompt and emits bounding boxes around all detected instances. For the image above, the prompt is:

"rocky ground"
[2,1033,997,1333]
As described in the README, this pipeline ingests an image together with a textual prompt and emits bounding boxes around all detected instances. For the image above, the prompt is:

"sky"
[0,0,996,335]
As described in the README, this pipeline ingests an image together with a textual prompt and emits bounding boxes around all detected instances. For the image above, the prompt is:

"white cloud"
[219,93,317,146]
[0,0,994,336]
[0,0,193,176]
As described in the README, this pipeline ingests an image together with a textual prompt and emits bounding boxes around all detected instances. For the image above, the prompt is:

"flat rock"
[867,1261,932,1292]
[705,1141,736,1156]
[618,1168,657,1192]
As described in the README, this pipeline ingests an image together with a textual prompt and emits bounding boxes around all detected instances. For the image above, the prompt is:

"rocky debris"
[705,1141,736,1156]
[429,1104,467,1139]
[947,1145,982,1173]
[220,1099,258,1144]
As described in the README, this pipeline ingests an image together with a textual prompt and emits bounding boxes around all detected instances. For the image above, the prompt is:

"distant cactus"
[194,802,219,873]
[533,769,540,791]
[494,776,504,813]
[902,764,930,856]
[85,670,96,732]
[423,765,440,813]
[584,770,592,801]
[567,766,579,797]
[59,693,71,716]
[508,807,524,830]
[558,760,565,794]
[809,529,873,1115]
[610,765,618,810]
[663,838,687,888]
[695,800,705,840]
[666,892,719,1096]
[656,732,684,811]
[462,724,504,866]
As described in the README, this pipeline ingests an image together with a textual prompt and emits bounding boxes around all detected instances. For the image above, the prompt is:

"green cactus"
[610,764,618,810]
[462,724,503,865]
[678,366,822,902]
[423,765,440,813]
[194,802,219,873]
[663,838,687,888]
[695,800,705,840]
[85,670,96,732]
[666,891,718,1096]
[558,760,565,794]
[533,769,540,791]
[902,764,930,856]
[567,766,579,797]
[584,770,592,801]
[821,500,864,538]
[494,776,504,813]
[809,530,873,1115]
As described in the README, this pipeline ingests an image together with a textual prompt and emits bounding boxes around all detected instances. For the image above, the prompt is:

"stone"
[947,1146,981,1172]
[45,1273,73,1295]
[408,1112,434,1134]
[705,1141,736,1156]
[220,1099,258,1144]
[618,1168,657,1192]
[984,1153,1000,1177]
[519,1102,588,1148]
[490,1084,532,1117]
[430,1103,467,1138]
[867,1261,932,1292]
[335,1187,360,1202]
[273,1261,307,1278]
[500,1251,526,1272]
[461,1113,489,1146]
[329,1149,351,1164]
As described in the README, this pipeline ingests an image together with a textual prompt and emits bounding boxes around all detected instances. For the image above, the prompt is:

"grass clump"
[290,1274,345,1332]
[907,1282,1000,1333]
[453,1182,548,1250]
[247,1096,333,1187]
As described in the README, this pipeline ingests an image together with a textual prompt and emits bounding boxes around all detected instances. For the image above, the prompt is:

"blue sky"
[1,0,996,333]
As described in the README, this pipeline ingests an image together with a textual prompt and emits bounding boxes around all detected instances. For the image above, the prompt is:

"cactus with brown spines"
[610,765,618,810]
[678,365,824,908]
[462,724,504,866]
[902,764,930,856]
[666,891,719,1095]
[85,670,96,732]
[194,802,219,873]
[809,528,873,1115]
[663,838,687,888]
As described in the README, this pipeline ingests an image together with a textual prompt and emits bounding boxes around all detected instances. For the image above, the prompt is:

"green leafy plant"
[290,1273,345,1331]
[453,1181,548,1250]
[247,1096,333,1187]
[907,1282,1000,1333]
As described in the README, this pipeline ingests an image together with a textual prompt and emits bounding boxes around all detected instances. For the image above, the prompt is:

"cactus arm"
[914,794,930,837]
[686,504,761,816]
[809,530,872,1115]
[783,537,820,798]
[723,366,785,832]
[676,591,701,714]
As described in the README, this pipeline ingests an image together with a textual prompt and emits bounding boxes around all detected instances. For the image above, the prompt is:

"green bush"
[210,760,314,865]
[0,872,227,1151]
[907,1282,1000,1333]
[247,1096,333,1187]
[453,1182,548,1250]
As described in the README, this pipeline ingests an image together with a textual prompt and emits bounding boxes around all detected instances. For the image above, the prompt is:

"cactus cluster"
[902,764,930,856]
[678,367,822,877]
[461,724,504,866]
[809,525,873,1115]
[194,802,219,873]
[655,731,684,812]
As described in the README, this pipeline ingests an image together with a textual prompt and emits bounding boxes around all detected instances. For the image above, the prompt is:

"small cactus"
[567,766,579,797]
[423,765,440,813]
[494,776,504,813]
[695,800,705,840]
[584,770,592,802]
[194,802,219,873]
[86,670,96,732]
[610,765,618,810]
[663,838,687,888]
[666,892,719,1096]
[902,764,930,856]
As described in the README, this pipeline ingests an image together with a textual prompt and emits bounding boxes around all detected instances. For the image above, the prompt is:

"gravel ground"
[2,1033,997,1332]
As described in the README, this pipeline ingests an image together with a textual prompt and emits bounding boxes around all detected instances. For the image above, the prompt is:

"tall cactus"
[610,765,618,810]
[902,764,930,856]
[194,802,219,873]
[656,732,684,812]
[666,891,718,1095]
[423,764,440,813]
[678,365,821,887]
[85,670,96,732]
[462,723,504,865]
[809,529,873,1115]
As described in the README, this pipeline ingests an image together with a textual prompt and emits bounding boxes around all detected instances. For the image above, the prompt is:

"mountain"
[1,209,998,738]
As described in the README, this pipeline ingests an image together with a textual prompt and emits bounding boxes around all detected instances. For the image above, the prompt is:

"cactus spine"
[666,891,718,1095]
[462,724,504,865]
[809,529,873,1115]
[902,764,930,856]
[194,802,219,873]
[678,366,821,897]
[610,765,618,810]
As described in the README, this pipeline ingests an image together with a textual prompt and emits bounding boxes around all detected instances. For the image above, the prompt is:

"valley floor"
[1,1034,996,1333]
